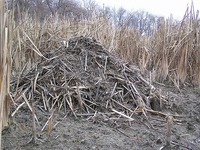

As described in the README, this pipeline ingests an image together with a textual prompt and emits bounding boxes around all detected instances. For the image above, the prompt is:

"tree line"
[6,0,174,35]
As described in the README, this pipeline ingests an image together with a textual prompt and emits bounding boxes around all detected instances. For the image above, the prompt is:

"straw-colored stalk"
[0,0,13,148]
[10,3,200,89]
[147,5,200,87]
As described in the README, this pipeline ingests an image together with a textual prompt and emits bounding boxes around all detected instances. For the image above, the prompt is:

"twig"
[111,108,134,121]
[111,82,117,97]
[76,82,83,109]
[110,98,134,113]
[33,72,39,92]
[31,104,37,144]
[76,112,116,117]
[166,115,174,146]
[22,93,40,125]
[66,91,77,118]
[84,51,88,71]
[11,102,25,117]
[104,56,108,73]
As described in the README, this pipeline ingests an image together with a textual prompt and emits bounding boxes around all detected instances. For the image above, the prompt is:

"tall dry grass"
[0,0,14,148]
[9,3,200,90]
[0,0,198,149]
[0,1,199,148]
[148,4,200,87]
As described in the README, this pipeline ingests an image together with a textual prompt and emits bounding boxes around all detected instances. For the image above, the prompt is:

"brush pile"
[11,36,165,121]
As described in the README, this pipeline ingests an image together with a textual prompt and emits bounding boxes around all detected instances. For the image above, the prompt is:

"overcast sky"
[94,0,200,19]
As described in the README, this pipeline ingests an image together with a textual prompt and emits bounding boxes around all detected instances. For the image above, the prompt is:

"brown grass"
[0,0,14,148]
[12,6,200,89]
[149,5,200,86]
[1,1,199,148]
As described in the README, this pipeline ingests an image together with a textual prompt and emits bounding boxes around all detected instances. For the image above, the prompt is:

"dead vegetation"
[10,36,184,148]
[0,0,14,148]
[11,36,163,120]
[1,0,200,149]
[11,3,200,88]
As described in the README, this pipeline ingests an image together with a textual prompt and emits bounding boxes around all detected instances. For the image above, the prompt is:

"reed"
[0,0,199,148]
[0,0,14,148]
[0,7,199,148]
[12,3,199,88]
[148,4,200,86]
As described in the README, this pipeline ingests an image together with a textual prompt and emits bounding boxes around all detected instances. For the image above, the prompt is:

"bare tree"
[115,7,127,27]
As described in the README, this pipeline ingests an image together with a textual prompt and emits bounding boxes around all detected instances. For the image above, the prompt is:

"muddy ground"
[2,86,200,150]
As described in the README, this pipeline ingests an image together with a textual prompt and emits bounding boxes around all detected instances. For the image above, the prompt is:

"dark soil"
[2,36,200,150]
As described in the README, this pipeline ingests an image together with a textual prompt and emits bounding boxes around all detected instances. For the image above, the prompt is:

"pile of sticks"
[11,36,166,121]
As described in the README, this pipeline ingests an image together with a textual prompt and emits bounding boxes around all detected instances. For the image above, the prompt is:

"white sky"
[95,0,200,19]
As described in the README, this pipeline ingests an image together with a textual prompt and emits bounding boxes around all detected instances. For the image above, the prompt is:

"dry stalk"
[0,0,13,148]
[47,109,55,136]
[111,108,134,121]
[10,3,200,87]
[31,104,37,144]
[166,115,174,146]
[76,83,83,109]
[41,109,56,134]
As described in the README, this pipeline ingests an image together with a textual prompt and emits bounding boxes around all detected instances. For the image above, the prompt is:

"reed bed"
[1,1,199,149]
[148,5,200,88]
[12,6,200,89]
